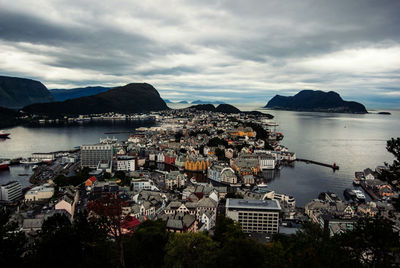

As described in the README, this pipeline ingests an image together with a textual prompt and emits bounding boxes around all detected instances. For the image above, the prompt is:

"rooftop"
[226,198,281,211]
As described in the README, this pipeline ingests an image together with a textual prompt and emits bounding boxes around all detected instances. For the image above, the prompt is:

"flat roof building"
[81,144,113,168]
[0,181,22,202]
[226,198,281,234]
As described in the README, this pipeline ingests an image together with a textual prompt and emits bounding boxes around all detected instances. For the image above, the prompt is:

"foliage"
[164,232,218,268]
[53,167,90,187]
[207,137,228,148]
[0,208,27,267]
[189,129,210,137]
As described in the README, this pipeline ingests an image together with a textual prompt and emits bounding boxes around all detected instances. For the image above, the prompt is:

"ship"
[20,158,42,165]
[0,131,10,138]
[0,160,10,169]
[353,189,366,202]
[344,188,357,201]
[353,177,361,186]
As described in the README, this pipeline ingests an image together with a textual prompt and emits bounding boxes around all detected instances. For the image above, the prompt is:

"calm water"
[1,105,399,205]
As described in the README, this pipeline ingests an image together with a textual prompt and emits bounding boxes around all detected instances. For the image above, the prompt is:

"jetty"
[296,158,339,170]
[360,182,378,200]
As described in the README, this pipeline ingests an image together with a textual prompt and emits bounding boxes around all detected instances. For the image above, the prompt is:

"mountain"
[189,104,241,114]
[24,83,169,116]
[265,90,368,113]
[0,106,19,129]
[50,86,111,101]
[191,100,225,104]
[215,104,241,113]
[179,100,188,104]
[163,99,172,103]
[0,75,55,108]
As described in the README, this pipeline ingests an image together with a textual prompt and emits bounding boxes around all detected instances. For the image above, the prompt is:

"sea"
[1,103,398,206]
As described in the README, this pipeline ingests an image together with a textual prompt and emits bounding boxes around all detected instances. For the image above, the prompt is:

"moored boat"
[0,131,10,138]
[353,178,361,186]
[353,189,366,202]
[20,158,42,165]
[0,160,10,169]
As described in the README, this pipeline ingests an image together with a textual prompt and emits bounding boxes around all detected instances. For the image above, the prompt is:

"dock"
[296,158,339,170]
[360,182,378,200]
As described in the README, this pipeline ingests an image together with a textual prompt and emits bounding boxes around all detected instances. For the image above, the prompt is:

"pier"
[296,158,339,170]
[360,182,378,200]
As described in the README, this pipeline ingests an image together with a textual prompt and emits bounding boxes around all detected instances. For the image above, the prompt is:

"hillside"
[50,86,111,101]
[24,83,169,116]
[0,106,19,129]
[0,75,55,108]
[265,90,367,113]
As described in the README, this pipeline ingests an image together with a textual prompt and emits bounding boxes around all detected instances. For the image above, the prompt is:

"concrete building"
[226,198,281,234]
[131,179,159,192]
[0,181,22,202]
[81,144,113,168]
[166,171,185,189]
[25,184,54,202]
[117,156,136,171]
[258,154,275,170]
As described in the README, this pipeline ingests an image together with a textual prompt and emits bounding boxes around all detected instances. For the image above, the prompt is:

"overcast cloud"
[0,0,399,107]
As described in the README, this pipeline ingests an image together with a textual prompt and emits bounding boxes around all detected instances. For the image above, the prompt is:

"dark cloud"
[0,0,399,107]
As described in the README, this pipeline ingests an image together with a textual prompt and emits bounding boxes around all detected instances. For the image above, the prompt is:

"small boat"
[353,178,361,186]
[344,188,356,201]
[353,190,366,202]
[0,131,10,138]
[0,160,10,169]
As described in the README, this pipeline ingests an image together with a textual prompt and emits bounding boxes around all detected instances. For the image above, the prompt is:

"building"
[166,171,185,189]
[208,164,237,184]
[225,198,281,234]
[117,156,136,171]
[258,154,275,170]
[0,181,22,202]
[81,144,113,168]
[185,155,210,172]
[31,153,55,162]
[25,184,55,202]
[131,179,159,192]
[164,150,177,165]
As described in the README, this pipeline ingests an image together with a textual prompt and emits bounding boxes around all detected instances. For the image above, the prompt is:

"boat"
[100,136,118,144]
[20,158,42,165]
[353,190,366,202]
[344,188,356,201]
[0,160,10,169]
[353,178,361,186]
[253,183,269,193]
[0,131,10,138]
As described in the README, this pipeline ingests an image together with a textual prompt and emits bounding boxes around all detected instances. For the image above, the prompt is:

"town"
[1,107,400,266]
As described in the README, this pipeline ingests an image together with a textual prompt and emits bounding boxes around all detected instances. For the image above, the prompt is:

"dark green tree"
[0,208,27,268]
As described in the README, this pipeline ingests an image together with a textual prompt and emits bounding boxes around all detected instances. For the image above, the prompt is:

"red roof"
[121,216,140,229]
[89,176,97,182]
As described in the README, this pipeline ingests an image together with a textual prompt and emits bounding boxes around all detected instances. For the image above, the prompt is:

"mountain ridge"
[0,75,55,108]
[265,90,367,113]
[24,83,169,116]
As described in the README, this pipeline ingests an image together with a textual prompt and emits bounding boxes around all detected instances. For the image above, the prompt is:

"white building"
[208,164,237,184]
[117,156,136,171]
[25,184,54,202]
[259,154,275,170]
[225,198,281,234]
[0,181,22,202]
[131,179,159,192]
[32,153,55,162]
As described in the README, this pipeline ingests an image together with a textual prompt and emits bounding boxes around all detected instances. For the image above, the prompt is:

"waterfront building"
[32,153,55,162]
[166,171,185,189]
[208,163,237,184]
[258,154,276,170]
[81,144,113,168]
[117,156,136,171]
[225,198,281,233]
[0,181,22,202]
[185,155,210,172]
[228,127,256,138]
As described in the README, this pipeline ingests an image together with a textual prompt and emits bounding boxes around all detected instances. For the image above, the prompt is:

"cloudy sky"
[0,0,399,107]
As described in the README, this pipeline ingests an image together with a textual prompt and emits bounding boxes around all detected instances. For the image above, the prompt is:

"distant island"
[378,112,391,115]
[50,86,111,101]
[24,83,169,116]
[191,100,225,104]
[0,75,55,108]
[188,103,274,118]
[265,90,368,114]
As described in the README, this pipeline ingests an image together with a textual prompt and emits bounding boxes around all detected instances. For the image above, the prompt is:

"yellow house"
[185,156,210,172]
[229,127,255,138]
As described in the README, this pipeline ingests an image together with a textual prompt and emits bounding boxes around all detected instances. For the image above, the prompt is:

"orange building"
[185,156,210,172]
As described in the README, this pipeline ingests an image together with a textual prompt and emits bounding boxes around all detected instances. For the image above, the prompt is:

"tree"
[87,193,128,268]
[337,216,400,267]
[124,220,168,268]
[0,208,26,267]
[164,233,218,267]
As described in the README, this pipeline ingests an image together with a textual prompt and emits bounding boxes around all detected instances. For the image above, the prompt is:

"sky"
[0,0,399,108]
